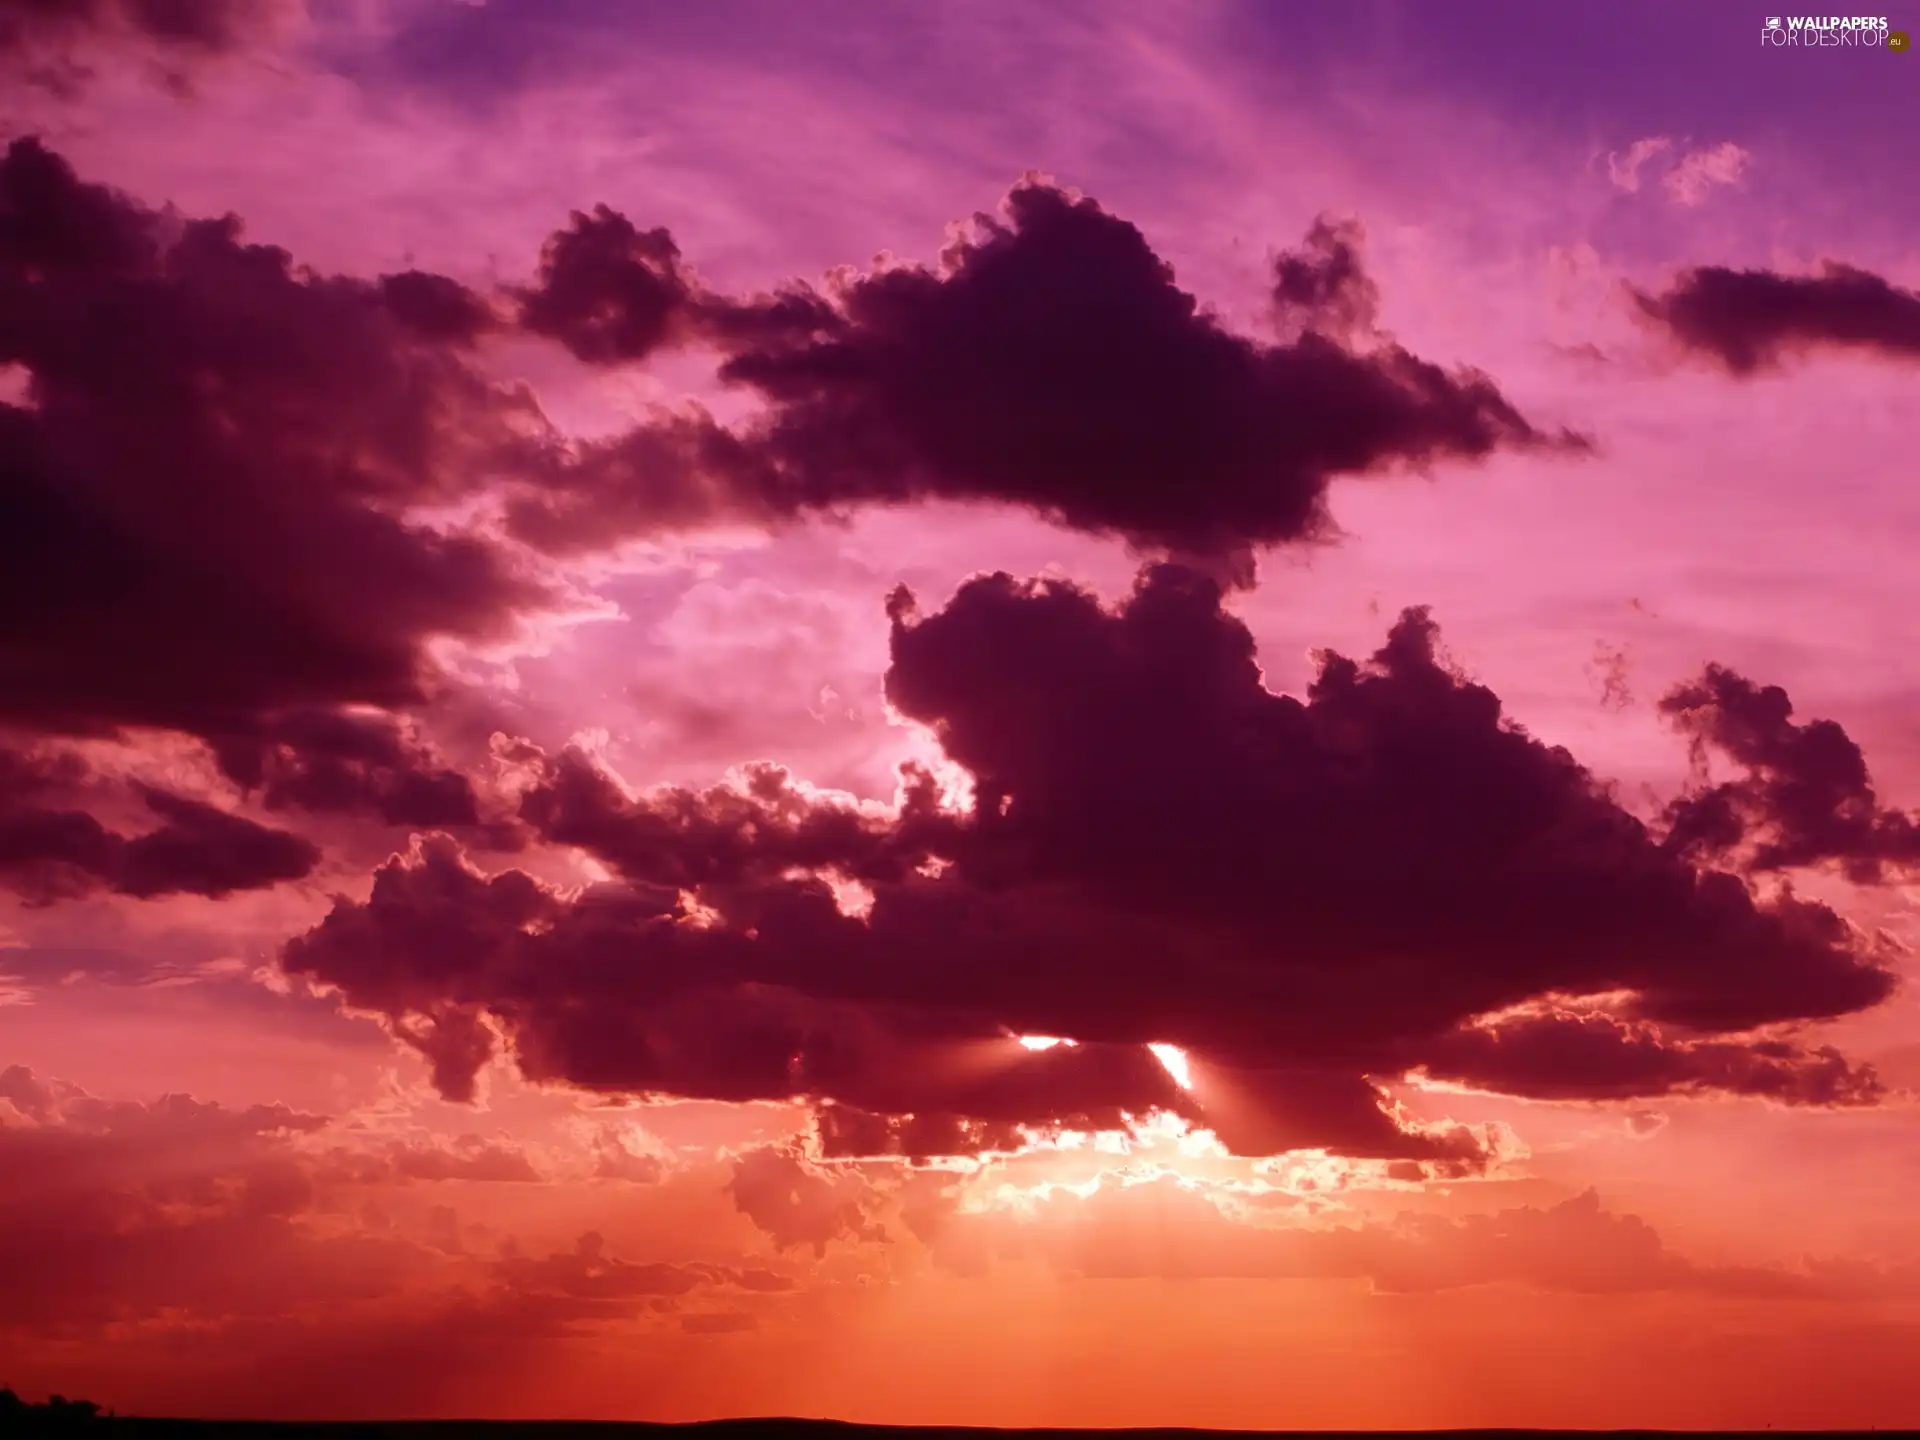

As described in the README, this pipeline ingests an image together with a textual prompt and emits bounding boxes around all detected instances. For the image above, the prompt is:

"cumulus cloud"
[0,137,551,745]
[1416,1008,1883,1106]
[207,707,520,840]
[509,180,1586,559]
[0,140,1586,909]
[725,1145,888,1257]
[1659,665,1920,884]
[1633,260,1920,373]
[0,746,319,903]
[0,136,571,898]
[279,566,1896,1160]
[1270,214,1381,345]
[1,137,1899,1182]
[516,204,835,366]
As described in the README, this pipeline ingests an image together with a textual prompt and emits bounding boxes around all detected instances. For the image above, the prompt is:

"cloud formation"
[0,1064,779,1340]
[516,204,835,366]
[1416,1008,1883,1106]
[0,136,550,745]
[0,746,319,903]
[208,707,518,840]
[0,140,1578,908]
[1603,137,1749,205]
[1659,665,1920,884]
[0,1065,396,1331]
[1634,261,1920,373]
[0,0,299,93]
[1662,141,1749,206]
[511,181,1585,559]
[903,1173,1910,1300]
[1604,136,1673,193]
[281,565,1895,1160]
[0,0,280,54]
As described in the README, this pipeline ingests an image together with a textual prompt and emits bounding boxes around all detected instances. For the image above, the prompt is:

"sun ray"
[1147,1043,1193,1090]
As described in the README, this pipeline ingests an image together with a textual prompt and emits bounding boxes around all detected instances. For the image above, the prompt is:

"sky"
[1,0,1919,1428]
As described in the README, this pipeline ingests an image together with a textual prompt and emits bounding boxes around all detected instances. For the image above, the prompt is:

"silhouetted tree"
[0,1388,108,1430]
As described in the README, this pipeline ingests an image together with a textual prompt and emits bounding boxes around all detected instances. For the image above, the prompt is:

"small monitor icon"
[1765,15,1781,26]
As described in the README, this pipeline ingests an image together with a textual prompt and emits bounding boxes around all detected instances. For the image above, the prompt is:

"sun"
[1148,1043,1194,1090]
[1017,1035,1194,1090]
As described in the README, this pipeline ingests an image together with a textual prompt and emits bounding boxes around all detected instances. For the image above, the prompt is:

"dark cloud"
[281,839,1205,1133]
[0,0,298,92]
[0,137,552,743]
[1659,664,1920,884]
[0,750,319,903]
[813,1104,1056,1164]
[514,747,948,889]
[207,707,517,839]
[1271,214,1380,344]
[1417,1009,1883,1106]
[0,740,85,802]
[281,565,1894,1160]
[501,409,772,551]
[713,183,1583,554]
[1634,261,1920,373]
[105,787,319,899]
[0,0,279,54]
[873,565,1891,1040]
[517,206,695,364]
[508,181,1585,557]
[2,145,1571,659]
[516,203,838,366]
[379,269,501,347]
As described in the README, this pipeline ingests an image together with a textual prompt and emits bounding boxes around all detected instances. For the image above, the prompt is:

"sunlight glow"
[1017,1035,1078,1051]
[1148,1043,1193,1089]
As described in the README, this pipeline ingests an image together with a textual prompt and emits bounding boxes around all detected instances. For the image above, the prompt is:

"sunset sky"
[3,0,1919,1428]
